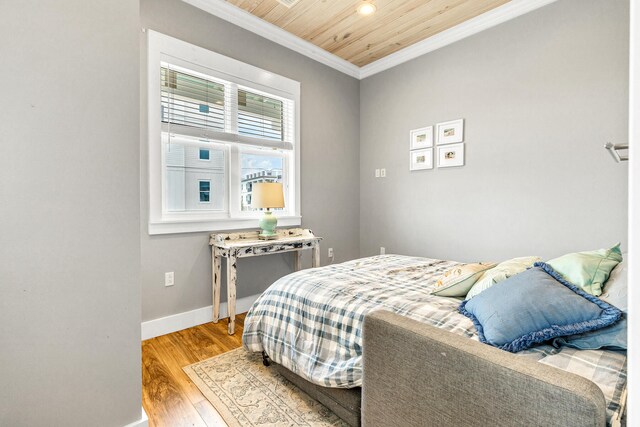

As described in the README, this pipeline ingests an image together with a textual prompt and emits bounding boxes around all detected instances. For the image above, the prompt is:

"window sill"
[148,215,302,235]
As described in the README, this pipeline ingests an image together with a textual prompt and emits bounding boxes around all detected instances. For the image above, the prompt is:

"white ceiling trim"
[182,0,558,80]
[359,0,559,78]
[181,0,361,78]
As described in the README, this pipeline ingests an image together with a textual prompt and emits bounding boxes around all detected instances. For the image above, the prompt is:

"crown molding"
[181,0,361,78]
[181,0,558,80]
[359,0,559,78]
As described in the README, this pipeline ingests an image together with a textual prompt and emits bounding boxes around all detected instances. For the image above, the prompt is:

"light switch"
[165,272,175,287]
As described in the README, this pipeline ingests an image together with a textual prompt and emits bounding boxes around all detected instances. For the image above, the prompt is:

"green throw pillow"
[546,243,623,296]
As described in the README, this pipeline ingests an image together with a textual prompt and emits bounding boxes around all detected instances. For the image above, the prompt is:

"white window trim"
[147,30,301,235]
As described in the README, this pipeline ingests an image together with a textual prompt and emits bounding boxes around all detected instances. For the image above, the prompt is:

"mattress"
[242,254,626,424]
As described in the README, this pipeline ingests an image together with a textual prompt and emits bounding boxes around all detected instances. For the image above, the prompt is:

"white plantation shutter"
[161,62,294,150]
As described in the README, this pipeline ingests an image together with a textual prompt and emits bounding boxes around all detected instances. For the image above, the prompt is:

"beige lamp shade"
[251,182,285,209]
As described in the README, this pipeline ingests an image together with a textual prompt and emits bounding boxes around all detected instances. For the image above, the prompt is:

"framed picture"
[436,119,464,145]
[437,143,464,168]
[409,126,433,150]
[410,148,433,171]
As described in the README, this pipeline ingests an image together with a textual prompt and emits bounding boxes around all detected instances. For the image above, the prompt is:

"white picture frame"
[437,143,465,168]
[436,119,464,145]
[410,148,433,171]
[409,126,433,150]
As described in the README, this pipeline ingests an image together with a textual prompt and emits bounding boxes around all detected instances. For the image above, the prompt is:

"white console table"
[209,228,322,334]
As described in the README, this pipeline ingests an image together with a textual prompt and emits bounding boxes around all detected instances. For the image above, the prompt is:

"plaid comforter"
[242,255,626,424]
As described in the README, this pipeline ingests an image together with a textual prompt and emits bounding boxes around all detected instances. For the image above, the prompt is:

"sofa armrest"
[362,310,606,427]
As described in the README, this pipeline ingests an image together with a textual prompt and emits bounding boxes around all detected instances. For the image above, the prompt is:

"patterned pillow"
[465,256,541,300]
[431,263,496,297]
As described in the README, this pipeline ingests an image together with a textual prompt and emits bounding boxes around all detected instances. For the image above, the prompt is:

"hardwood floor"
[142,314,246,427]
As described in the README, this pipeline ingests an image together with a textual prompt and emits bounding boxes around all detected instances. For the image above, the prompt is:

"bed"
[242,254,627,426]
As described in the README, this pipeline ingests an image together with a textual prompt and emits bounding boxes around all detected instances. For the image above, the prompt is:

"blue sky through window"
[241,154,283,179]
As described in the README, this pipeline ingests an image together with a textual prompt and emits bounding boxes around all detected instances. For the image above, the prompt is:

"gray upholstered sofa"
[275,310,611,427]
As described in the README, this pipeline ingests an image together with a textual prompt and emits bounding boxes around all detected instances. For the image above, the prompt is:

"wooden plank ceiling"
[226,0,511,67]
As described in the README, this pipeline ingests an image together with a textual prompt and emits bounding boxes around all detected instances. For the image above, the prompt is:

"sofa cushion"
[459,263,622,353]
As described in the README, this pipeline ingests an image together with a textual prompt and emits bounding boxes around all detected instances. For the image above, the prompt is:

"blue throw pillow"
[458,263,622,353]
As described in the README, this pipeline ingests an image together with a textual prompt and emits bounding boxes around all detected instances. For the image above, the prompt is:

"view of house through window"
[164,138,225,212]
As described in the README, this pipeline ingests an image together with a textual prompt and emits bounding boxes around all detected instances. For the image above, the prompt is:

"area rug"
[183,348,348,427]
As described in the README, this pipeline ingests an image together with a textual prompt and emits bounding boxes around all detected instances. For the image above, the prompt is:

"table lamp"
[251,182,285,240]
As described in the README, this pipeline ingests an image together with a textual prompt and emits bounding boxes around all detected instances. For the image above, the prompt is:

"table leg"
[312,243,320,268]
[293,250,302,271]
[212,248,221,323]
[227,251,237,335]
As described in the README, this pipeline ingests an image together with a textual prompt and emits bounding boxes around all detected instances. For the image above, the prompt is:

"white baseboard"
[123,407,148,427]
[141,294,260,340]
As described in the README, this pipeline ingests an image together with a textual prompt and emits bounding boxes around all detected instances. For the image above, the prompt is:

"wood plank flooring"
[142,314,246,427]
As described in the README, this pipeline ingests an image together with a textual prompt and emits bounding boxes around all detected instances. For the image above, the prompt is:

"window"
[199,149,210,161]
[240,151,284,212]
[147,31,300,234]
[199,180,211,203]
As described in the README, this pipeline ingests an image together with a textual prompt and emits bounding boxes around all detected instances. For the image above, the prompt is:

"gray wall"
[360,0,629,262]
[0,1,141,426]
[140,0,360,321]
[141,0,629,323]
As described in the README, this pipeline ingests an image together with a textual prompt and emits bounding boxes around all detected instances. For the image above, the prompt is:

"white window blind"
[160,62,295,151]
[237,89,284,141]
[161,66,225,132]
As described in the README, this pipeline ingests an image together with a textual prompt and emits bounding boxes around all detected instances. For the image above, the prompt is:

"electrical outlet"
[375,169,380,178]
[380,247,386,255]
[380,168,386,177]
[165,272,175,287]
[328,248,334,258]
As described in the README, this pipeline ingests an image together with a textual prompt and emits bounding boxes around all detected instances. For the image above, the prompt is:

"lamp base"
[258,211,278,240]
